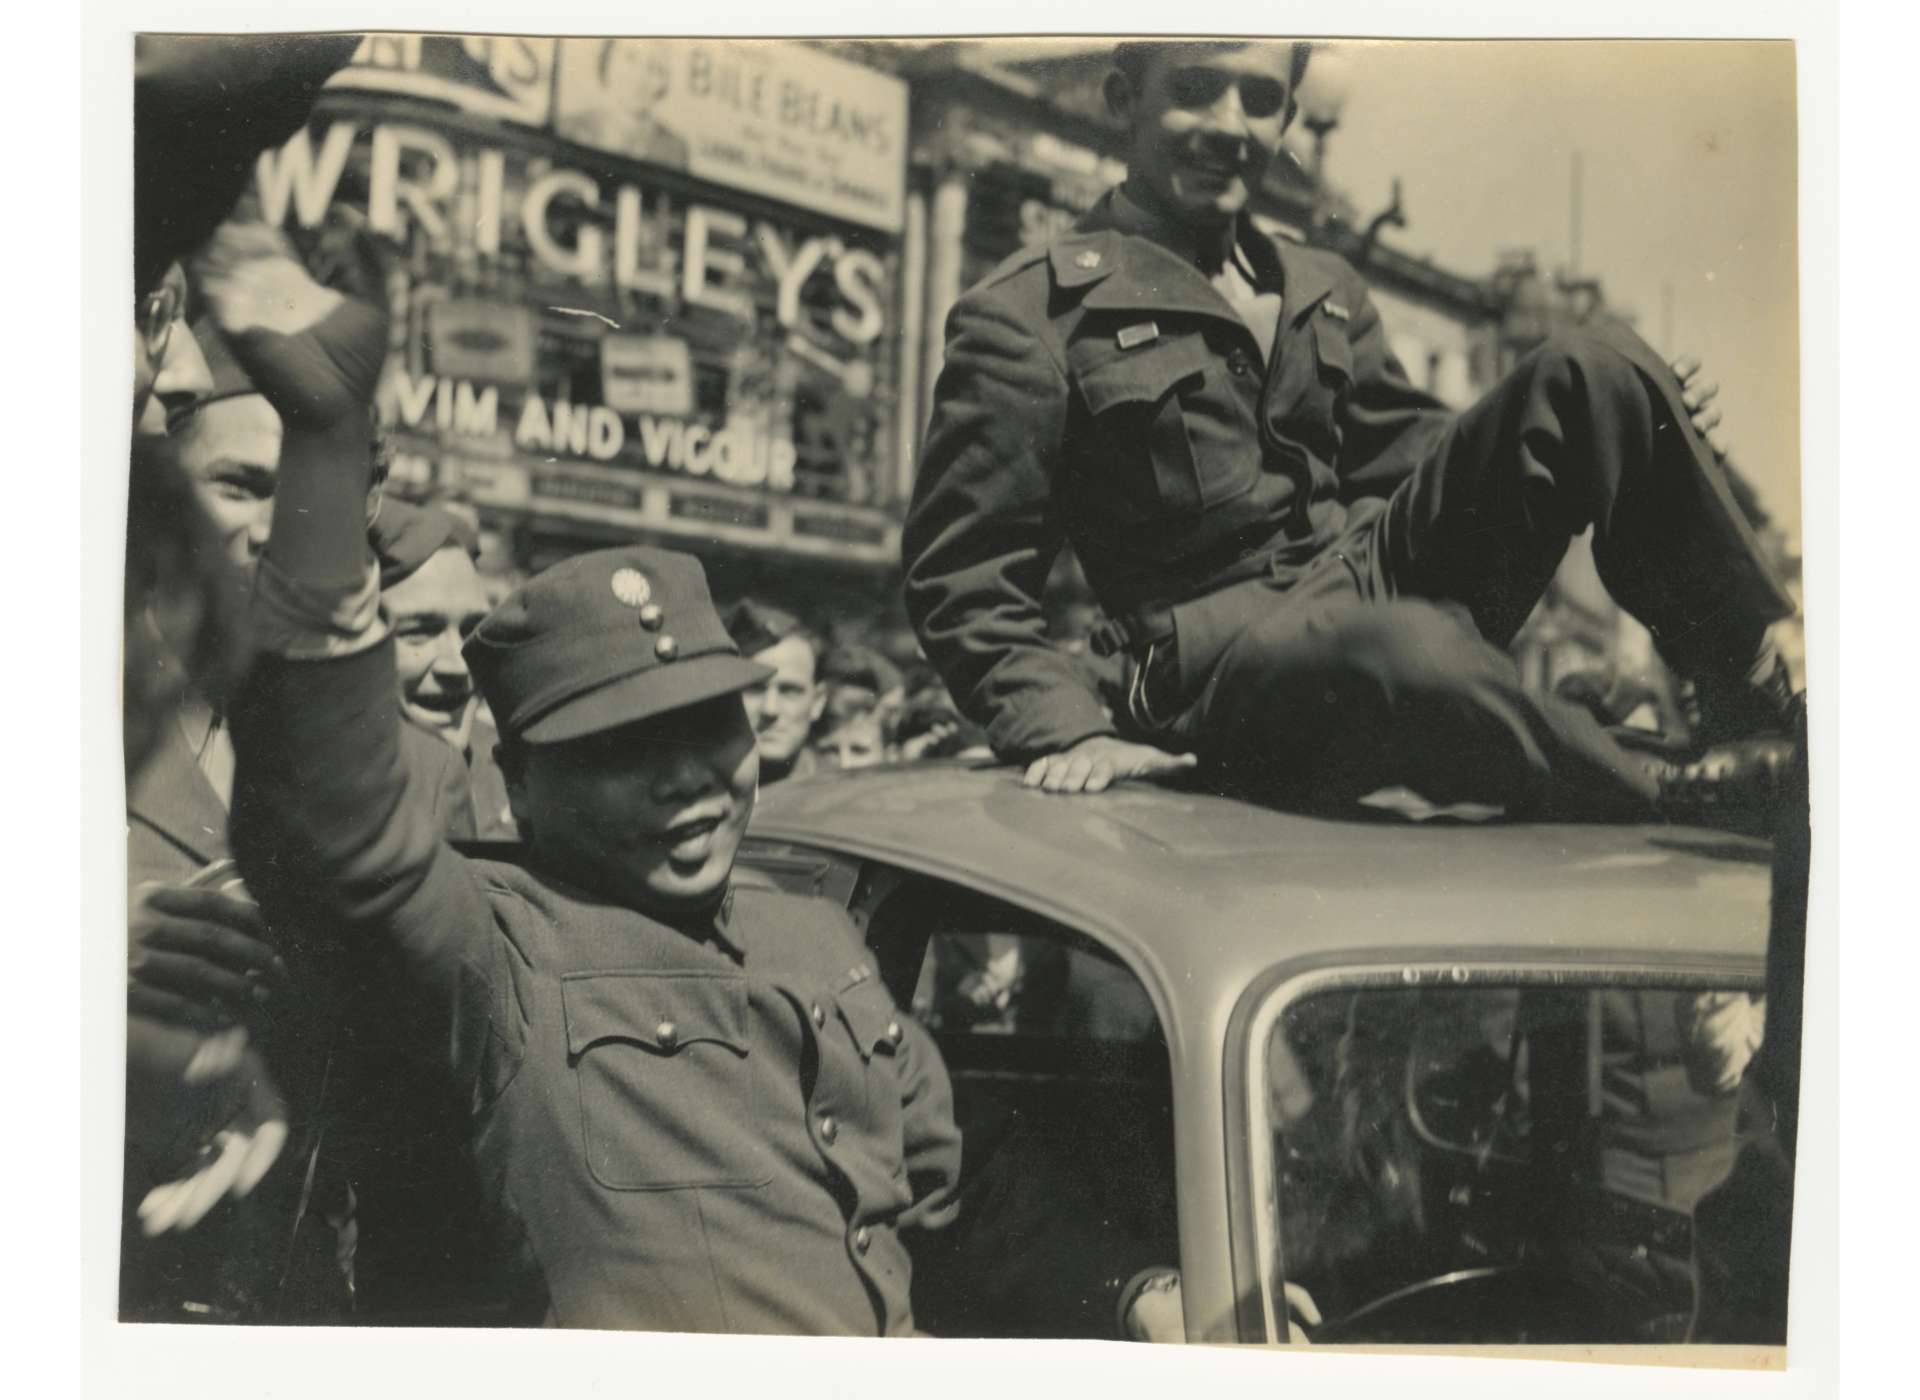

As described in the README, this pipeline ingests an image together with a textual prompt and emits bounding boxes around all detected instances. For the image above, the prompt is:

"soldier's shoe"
[1651,734,1801,837]
[1683,652,1803,756]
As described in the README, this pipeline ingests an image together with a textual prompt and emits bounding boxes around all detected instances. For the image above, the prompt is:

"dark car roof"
[748,763,1774,995]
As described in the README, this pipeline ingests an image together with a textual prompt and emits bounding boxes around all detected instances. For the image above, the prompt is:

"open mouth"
[1183,160,1244,187]
[658,814,727,863]
[407,690,471,725]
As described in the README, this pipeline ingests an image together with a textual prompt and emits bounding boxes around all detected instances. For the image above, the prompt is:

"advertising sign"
[600,335,696,417]
[328,33,556,126]
[257,108,900,523]
[427,300,537,383]
[553,39,908,234]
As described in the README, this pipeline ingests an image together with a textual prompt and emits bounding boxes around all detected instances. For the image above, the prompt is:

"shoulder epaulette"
[973,241,1051,293]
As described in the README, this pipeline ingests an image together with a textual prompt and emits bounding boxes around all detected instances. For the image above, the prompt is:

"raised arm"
[196,221,501,1044]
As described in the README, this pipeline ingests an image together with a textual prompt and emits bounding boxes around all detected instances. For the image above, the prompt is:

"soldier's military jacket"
[230,643,961,1334]
[903,189,1455,762]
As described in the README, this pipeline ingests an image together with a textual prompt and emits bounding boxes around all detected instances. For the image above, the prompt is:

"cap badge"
[1074,250,1102,270]
[610,568,653,608]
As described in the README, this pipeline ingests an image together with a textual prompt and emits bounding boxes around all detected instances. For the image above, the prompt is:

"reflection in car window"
[1265,982,1775,1345]
[911,928,1158,1042]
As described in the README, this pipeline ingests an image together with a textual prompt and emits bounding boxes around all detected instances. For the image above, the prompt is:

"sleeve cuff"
[249,553,387,660]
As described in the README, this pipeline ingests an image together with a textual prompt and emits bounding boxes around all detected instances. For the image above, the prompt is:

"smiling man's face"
[1110,43,1300,232]
[387,545,493,752]
[173,392,281,575]
[504,694,760,917]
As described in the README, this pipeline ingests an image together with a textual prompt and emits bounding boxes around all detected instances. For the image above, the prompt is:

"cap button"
[655,635,678,661]
[638,603,664,631]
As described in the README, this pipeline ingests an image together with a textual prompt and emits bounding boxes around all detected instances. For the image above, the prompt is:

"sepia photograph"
[97,6,1836,1386]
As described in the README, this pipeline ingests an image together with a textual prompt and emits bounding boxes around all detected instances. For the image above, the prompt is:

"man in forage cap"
[202,215,959,1333]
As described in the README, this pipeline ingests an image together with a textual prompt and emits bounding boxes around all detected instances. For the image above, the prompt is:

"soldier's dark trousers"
[1149,324,1796,819]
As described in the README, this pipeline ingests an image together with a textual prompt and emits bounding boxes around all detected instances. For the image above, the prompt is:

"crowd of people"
[121,33,1803,1341]
[122,34,992,1336]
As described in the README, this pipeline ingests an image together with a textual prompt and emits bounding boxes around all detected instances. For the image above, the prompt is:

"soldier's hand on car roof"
[1023,735,1198,795]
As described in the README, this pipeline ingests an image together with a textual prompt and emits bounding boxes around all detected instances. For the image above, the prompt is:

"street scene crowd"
[121,33,1806,1343]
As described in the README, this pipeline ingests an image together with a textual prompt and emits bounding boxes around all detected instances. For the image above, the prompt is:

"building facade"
[255,35,915,627]
[248,36,1786,707]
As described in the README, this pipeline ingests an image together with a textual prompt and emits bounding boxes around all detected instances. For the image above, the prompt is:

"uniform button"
[818,1114,838,1145]
[1227,349,1251,376]
[810,1002,827,1030]
[654,1020,678,1049]
[884,1020,903,1047]
[853,1226,872,1254]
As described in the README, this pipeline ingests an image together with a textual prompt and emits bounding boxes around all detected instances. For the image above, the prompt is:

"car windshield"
[1257,976,1786,1346]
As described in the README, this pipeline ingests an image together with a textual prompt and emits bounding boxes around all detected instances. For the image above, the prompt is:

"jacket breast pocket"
[1298,313,1356,457]
[562,972,770,1191]
[835,979,909,1175]
[1072,334,1253,520]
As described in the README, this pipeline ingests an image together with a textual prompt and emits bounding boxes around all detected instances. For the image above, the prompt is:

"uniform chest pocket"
[1071,333,1255,520]
[834,979,910,1172]
[1282,312,1356,459]
[562,972,771,1192]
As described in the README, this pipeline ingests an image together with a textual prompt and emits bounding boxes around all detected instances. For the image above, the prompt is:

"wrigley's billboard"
[328,34,909,233]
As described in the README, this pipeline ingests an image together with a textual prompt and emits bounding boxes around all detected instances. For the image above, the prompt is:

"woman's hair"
[124,434,254,781]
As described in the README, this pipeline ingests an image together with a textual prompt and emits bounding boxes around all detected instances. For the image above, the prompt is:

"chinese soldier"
[904,40,1800,822]
[198,218,960,1333]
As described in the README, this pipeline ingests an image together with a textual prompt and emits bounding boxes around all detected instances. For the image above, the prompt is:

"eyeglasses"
[140,281,183,362]
[1164,67,1291,120]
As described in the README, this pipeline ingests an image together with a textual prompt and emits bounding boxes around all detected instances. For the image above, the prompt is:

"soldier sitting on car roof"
[197,215,961,1334]
[904,39,1801,826]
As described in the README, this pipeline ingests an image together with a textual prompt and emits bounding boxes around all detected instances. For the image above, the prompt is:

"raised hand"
[189,216,388,430]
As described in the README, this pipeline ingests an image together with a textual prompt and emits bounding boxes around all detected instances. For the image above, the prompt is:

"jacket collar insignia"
[1051,191,1348,330]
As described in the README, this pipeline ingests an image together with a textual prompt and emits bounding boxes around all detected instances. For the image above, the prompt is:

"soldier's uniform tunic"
[904,188,1794,815]
[230,583,960,1334]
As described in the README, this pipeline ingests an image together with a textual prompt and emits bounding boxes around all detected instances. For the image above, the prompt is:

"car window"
[849,869,1179,1341]
[1256,977,1782,1346]
[911,931,1159,1043]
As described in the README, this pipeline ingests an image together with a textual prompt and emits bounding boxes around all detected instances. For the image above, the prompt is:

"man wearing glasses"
[134,266,213,442]
[904,40,1800,825]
